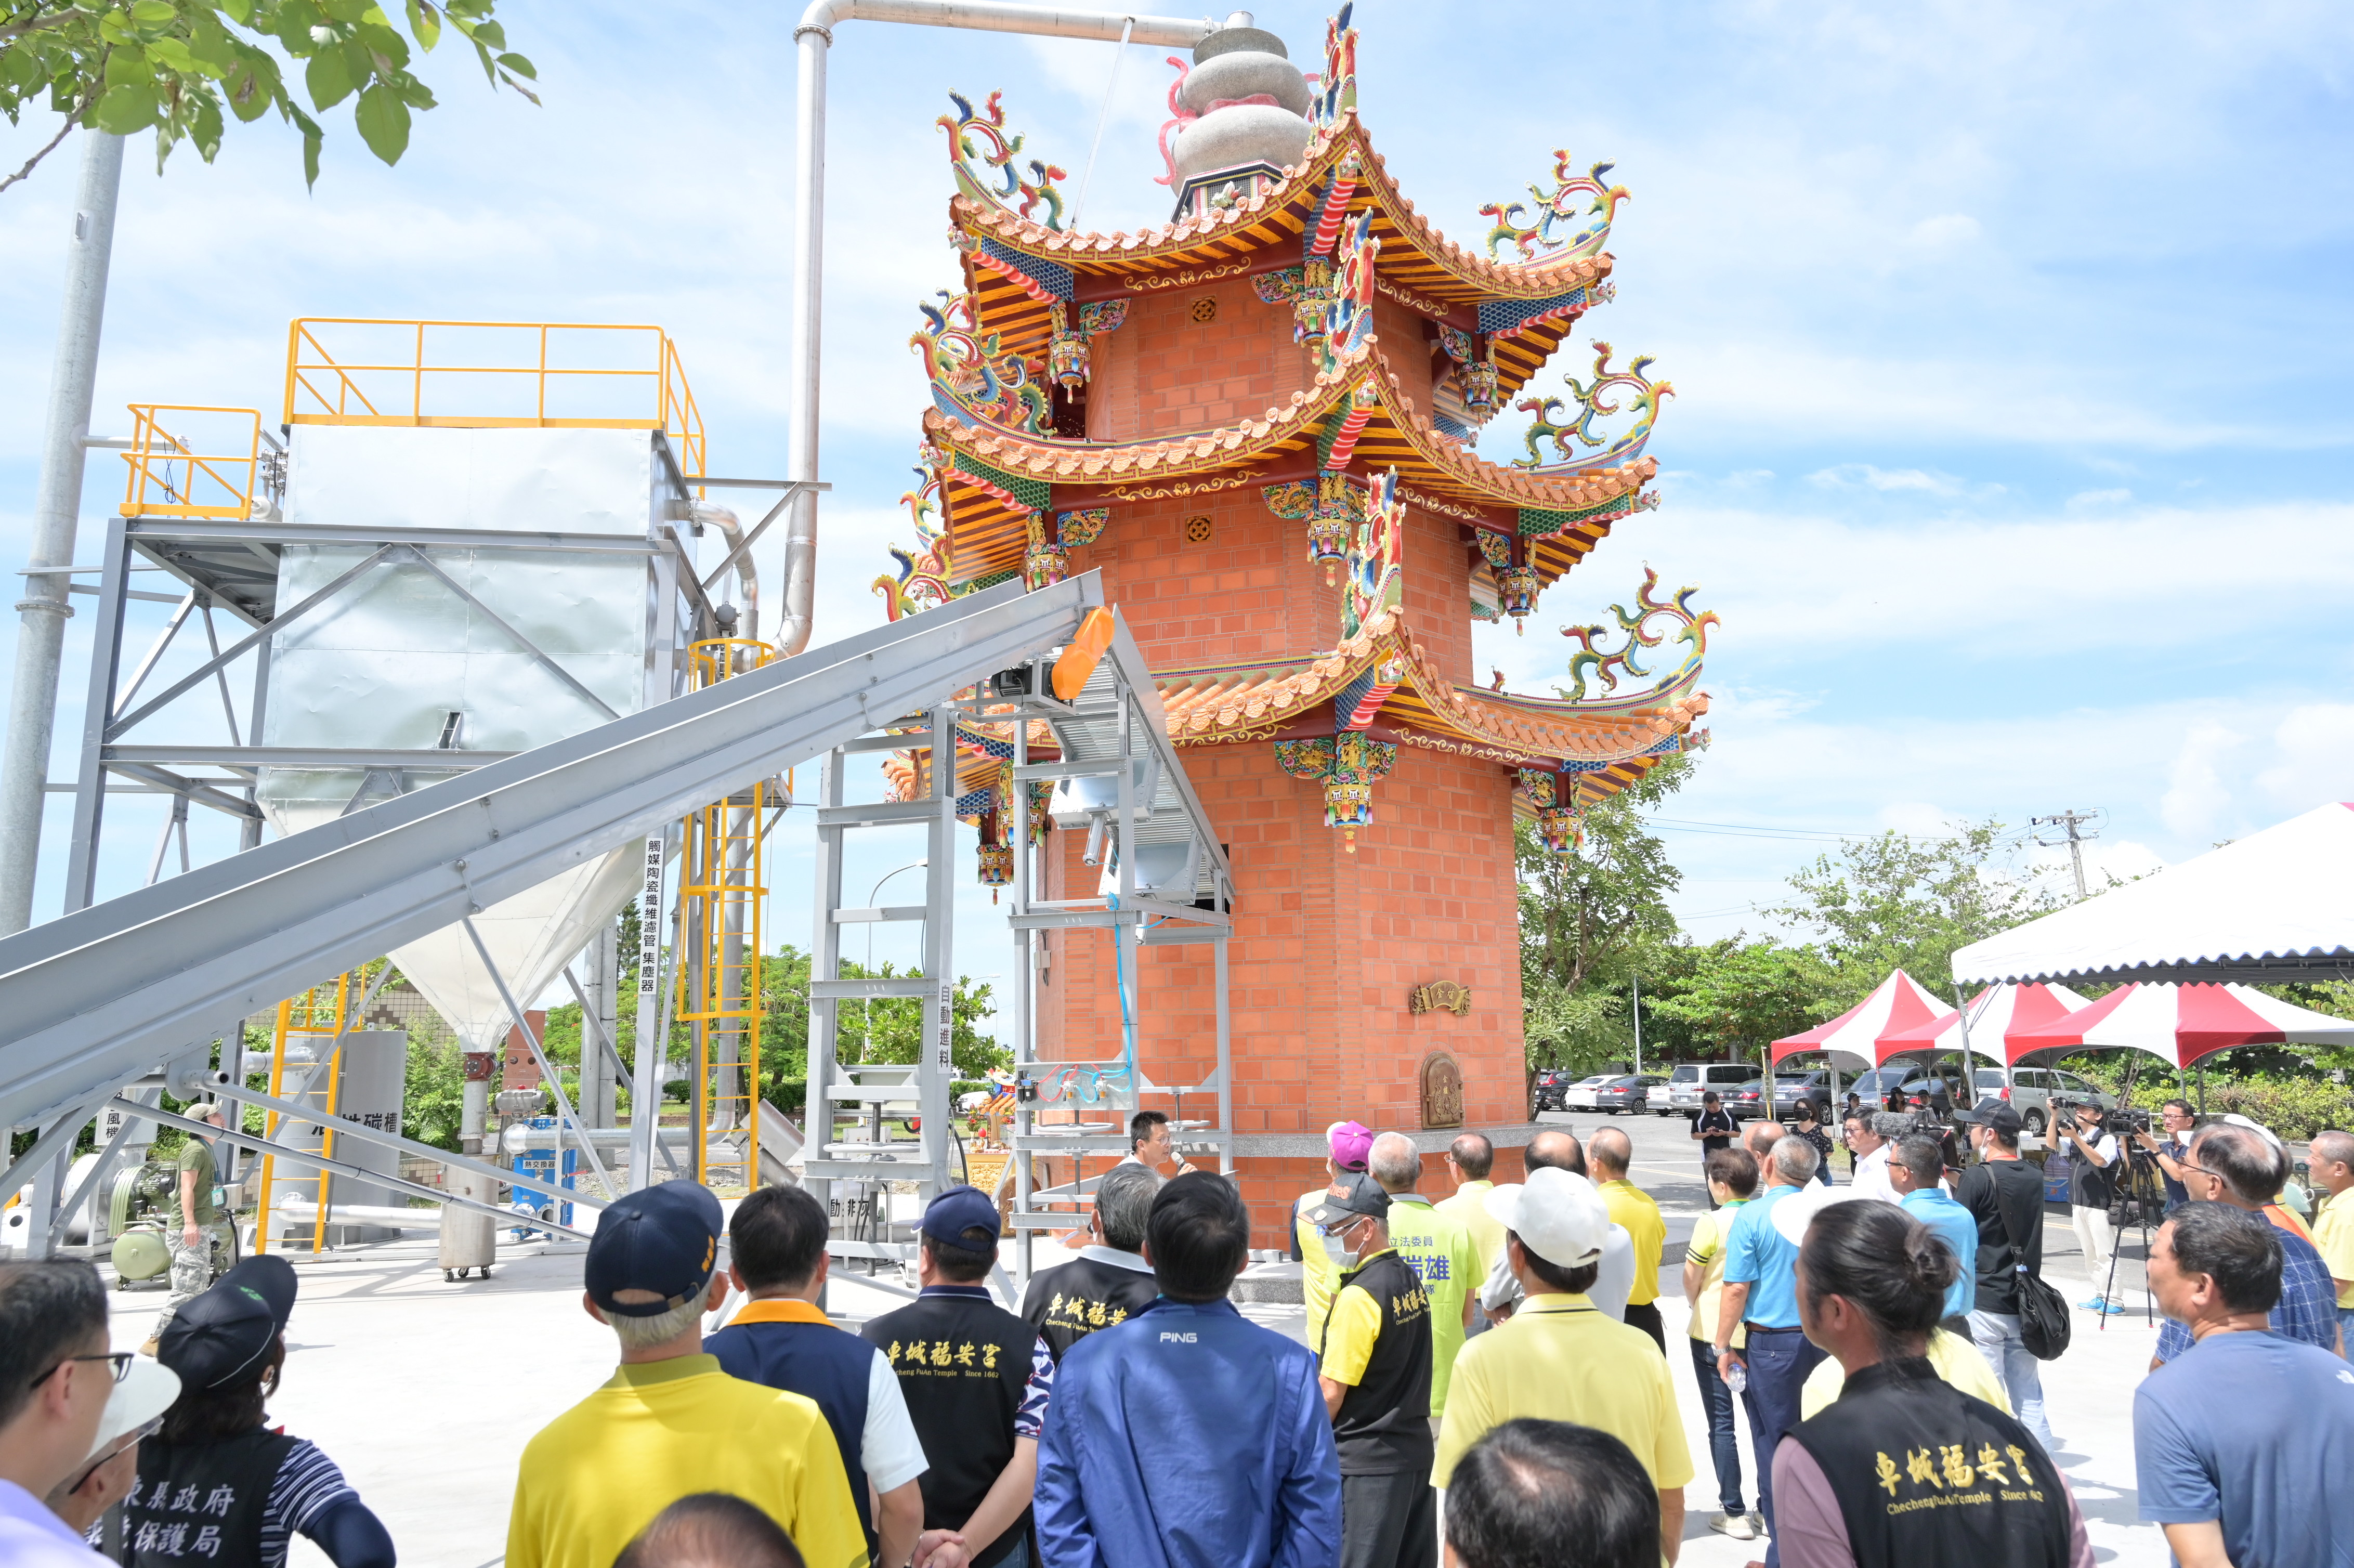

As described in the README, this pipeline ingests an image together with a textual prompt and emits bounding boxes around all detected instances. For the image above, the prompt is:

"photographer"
[2055,1101,2123,1315]
[2130,1100,2196,1214]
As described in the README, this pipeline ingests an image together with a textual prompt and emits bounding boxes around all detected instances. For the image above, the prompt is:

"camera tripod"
[2094,1057,2163,1330]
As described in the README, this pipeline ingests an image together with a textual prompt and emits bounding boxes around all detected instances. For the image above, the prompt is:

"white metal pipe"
[781,1,1217,656]
[691,502,759,645]
[0,132,127,933]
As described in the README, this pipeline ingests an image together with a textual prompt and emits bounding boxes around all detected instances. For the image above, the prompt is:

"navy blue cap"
[158,1255,297,1390]
[1305,1172,1391,1230]
[585,1180,723,1317]
[919,1185,1002,1248]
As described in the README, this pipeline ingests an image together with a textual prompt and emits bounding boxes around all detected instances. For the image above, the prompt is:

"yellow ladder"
[675,639,779,1193]
[254,974,355,1255]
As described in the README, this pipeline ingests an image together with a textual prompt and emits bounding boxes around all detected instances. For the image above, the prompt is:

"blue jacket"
[1035,1297,1340,1568]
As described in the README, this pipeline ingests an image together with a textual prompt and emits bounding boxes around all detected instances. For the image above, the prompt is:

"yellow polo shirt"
[2314,1184,2354,1309]
[506,1354,864,1568]
[1385,1194,1485,1416]
[1434,1179,1506,1279]
[1600,1178,1667,1307]
[1683,1199,1747,1350]
[1799,1328,2011,1419]
[1296,1183,1344,1347]
[1433,1294,1692,1491]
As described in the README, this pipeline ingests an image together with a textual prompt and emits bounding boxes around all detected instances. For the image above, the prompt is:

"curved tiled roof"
[1150,602,1708,768]
[922,333,1654,515]
[955,112,1610,304]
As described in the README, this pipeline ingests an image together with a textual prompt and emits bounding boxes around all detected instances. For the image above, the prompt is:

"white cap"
[86,1356,180,1462]
[1769,1183,1873,1248]
[1484,1167,1611,1268]
[2211,1113,2282,1151]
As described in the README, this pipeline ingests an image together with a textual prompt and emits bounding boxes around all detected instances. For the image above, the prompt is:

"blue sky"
[4,0,2351,1029]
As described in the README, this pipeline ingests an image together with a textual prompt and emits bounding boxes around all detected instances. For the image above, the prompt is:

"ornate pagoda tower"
[878,6,1716,1231]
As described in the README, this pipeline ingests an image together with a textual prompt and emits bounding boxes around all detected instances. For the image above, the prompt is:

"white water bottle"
[1725,1360,1747,1394]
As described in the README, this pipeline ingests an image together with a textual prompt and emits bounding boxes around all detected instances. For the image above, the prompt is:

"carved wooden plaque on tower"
[1420,1051,1464,1129]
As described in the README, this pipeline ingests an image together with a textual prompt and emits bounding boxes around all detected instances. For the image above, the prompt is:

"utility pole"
[1630,972,1642,1076]
[2031,808,2102,900]
[0,130,127,934]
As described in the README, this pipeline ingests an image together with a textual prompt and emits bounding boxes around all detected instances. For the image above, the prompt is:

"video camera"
[2052,1097,2151,1139]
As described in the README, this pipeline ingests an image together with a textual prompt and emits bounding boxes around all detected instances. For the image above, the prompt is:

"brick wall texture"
[1039,284,1529,1244]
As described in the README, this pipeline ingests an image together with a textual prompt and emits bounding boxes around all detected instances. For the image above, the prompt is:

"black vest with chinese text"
[1317,1248,1434,1475]
[1785,1357,2075,1568]
[125,1428,295,1568]
[1019,1253,1161,1361]
[864,1289,1036,1568]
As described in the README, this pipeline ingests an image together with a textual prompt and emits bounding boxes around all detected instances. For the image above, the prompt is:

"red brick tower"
[879,9,1715,1233]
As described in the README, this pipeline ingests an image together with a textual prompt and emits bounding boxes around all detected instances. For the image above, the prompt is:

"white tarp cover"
[1952,802,2354,984]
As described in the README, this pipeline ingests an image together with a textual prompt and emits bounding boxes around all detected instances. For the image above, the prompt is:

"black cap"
[157,1255,297,1390]
[584,1180,723,1318]
[1304,1172,1391,1230]
[1952,1099,2023,1138]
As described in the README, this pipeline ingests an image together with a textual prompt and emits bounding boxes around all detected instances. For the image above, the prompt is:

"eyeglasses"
[29,1352,133,1391]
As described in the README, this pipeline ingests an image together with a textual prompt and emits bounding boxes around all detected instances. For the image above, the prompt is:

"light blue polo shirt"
[1900,1186,1980,1321]
[1720,1182,1805,1328]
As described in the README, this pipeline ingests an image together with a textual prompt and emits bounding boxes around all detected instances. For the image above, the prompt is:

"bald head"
[1368,1132,1421,1193]
[1587,1126,1631,1180]
[1744,1121,1783,1160]
[1526,1129,1586,1177]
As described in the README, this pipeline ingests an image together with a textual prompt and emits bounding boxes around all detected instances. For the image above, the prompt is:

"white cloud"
[2254,704,2354,812]
[1808,464,1969,495]
[2161,723,2244,839]
[2065,488,2134,510]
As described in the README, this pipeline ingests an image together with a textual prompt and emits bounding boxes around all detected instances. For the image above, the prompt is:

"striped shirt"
[2155,1218,2343,1363]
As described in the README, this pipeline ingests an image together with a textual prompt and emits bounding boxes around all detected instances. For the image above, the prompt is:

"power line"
[2030,808,2104,900]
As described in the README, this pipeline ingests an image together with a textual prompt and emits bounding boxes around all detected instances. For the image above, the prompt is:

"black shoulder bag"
[1992,1171,2071,1361]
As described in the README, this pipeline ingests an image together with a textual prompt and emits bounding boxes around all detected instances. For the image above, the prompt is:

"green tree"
[1,0,536,194]
[1518,754,1691,1072]
[1764,819,2057,1014]
[1644,939,1833,1066]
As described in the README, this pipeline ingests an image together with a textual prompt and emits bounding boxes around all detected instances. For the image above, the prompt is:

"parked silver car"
[1661,1062,1760,1116]
[1592,1074,1664,1114]
[2001,1065,2118,1137]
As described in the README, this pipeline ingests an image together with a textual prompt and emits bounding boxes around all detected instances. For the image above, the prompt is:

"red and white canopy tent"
[1769,971,1956,1103]
[1882,981,2095,1067]
[2007,982,2354,1069]
[1950,802,2354,1099]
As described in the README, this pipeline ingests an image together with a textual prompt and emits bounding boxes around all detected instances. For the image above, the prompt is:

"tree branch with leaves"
[0,0,536,195]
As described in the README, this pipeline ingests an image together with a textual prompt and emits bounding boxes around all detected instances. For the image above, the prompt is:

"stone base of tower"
[1036,724,1541,1247]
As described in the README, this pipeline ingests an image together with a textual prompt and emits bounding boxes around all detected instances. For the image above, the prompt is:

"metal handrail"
[281,317,708,477]
[120,405,261,520]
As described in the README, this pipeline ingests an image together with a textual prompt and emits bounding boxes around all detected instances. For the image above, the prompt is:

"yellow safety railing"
[254,973,356,1256]
[120,404,263,519]
[676,638,776,1193]
[282,318,707,478]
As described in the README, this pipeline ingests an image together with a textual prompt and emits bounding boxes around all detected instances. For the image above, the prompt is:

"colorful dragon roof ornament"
[875,5,1712,876]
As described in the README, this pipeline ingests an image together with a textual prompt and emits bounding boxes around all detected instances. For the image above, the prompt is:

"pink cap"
[1327,1120,1374,1172]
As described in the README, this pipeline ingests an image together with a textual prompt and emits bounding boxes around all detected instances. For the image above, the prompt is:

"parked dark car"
[1724,1079,1770,1120]
[1592,1074,1664,1114]
[1532,1068,1576,1112]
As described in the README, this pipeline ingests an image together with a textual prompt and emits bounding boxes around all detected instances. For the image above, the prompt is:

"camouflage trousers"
[149,1221,234,1342]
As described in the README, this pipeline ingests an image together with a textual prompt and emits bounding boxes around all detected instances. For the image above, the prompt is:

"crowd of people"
[7,1093,2354,1567]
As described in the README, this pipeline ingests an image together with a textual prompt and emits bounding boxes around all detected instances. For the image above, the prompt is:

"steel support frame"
[807,701,960,1296]
[54,511,694,920]
[0,573,1106,1148]
[999,641,1235,1292]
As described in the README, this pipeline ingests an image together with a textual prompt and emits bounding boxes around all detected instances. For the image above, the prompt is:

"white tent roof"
[1952,802,2354,985]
